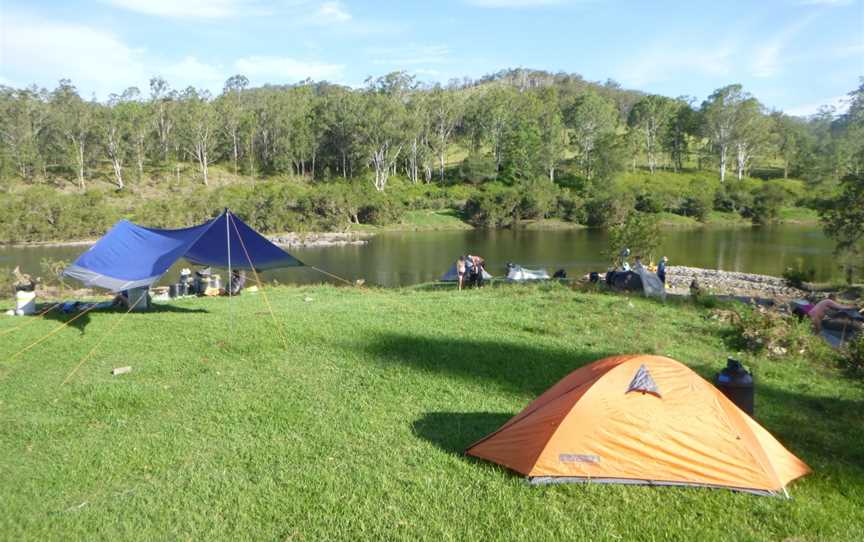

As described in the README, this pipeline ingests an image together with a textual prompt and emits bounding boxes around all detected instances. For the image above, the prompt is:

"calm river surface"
[0,225,839,288]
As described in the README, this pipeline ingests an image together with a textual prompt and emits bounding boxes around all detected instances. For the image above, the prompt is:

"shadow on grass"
[757,384,864,472]
[363,332,615,397]
[373,333,864,480]
[412,411,511,456]
[41,302,208,335]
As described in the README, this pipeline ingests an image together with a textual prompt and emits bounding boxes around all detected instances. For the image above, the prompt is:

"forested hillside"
[1,69,862,272]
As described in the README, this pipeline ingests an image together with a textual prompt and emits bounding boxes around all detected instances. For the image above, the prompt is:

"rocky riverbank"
[664,265,807,301]
[268,232,371,248]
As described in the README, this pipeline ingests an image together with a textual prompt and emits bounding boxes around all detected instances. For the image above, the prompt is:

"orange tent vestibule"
[466,355,811,496]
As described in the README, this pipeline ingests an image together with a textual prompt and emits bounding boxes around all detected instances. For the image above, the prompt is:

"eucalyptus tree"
[564,90,618,179]
[318,87,362,179]
[536,87,567,181]
[463,85,515,172]
[662,98,698,172]
[0,85,49,180]
[218,74,249,176]
[50,80,95,189]
[628,95,675,173]
[176,87,218,185]
[149,77,176,163]
[359,73,412,191]
[101,94,131,189]
[730,96,769,180]
[499,91,543,182]
[403,90,431,184]
[427,85,464,181]
[701,84,755,182]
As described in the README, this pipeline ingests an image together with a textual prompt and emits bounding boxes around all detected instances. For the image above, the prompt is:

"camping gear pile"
[466,354,810,496]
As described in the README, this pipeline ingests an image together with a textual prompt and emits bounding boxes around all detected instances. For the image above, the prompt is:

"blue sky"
[1,0,861,114]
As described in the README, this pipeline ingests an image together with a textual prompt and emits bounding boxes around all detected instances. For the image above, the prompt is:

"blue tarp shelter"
[64,210,303,292]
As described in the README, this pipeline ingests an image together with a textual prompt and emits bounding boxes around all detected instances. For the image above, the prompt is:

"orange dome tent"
[466,354,811,496]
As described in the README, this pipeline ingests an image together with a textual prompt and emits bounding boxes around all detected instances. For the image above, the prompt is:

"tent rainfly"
[64,210,303,292]
[466,354,811,496]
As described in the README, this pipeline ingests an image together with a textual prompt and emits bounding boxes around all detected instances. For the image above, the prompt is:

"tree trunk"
[232,130,239,176]
[719,144,727,183]
[77,142,85,190]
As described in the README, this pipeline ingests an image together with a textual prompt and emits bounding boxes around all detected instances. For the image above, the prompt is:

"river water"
[0,225,840,288]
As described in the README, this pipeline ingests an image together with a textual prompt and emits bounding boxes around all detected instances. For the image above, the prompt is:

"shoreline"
[1,231,375,249]
[0,208,824,248]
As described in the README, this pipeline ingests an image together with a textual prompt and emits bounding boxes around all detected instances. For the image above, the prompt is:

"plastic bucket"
[15,290,36,315]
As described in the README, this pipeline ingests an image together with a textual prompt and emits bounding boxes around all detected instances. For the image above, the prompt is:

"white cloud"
[234,56,345,82]
[798,0,854,6]
[315,1,351,23]
[103,0,354,23]
[785,95,850,117]
[370,44,450,66]
[0,12,345,98]
[614,45,734,88]
[101,0,263,19]
[751,16,815,78]
[0,13,147,97]
[467,0,567,7]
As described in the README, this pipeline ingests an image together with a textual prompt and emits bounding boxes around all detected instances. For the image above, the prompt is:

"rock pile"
[269,232,369,248]
[665,266,807,301]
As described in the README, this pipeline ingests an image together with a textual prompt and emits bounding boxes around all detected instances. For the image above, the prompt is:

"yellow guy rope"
[307,265,355,286]
[8,303,101,362]
[0,302,62,337]
[229,215,290,350]
[60,294,145,385]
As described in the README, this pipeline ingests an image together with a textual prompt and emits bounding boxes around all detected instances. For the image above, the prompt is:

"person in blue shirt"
[657,256,668,284]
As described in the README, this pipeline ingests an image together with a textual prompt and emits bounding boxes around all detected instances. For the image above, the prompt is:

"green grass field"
[1,284,862,540]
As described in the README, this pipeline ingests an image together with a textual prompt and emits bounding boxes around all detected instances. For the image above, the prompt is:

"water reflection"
[0,225,839,289]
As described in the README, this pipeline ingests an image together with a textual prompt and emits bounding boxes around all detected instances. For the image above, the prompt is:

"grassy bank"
[1,284,862,540]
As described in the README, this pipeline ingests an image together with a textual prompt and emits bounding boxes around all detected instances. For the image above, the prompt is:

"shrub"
[841,334,864,376]
[463,183,522,228]
[556,191,586,223]
[729,306,823,359]
[356,191,405,225]
[782,258,815,289]
[750,181,790,224]
[606,211,662,263]
[519,180,560,220]
[584,192,634,228]
[459,153,498,185]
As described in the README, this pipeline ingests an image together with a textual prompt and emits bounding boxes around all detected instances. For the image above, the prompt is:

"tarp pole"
[226,209,232,333]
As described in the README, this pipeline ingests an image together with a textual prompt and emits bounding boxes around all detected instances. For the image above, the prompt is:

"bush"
[782,258,815,289]
[463,183,522,228]
[606,211,662,263]
[356,191,405,225]
[459,153,498,185]
[584,191,634,228]
[519,180,560,220]
[729,306,822,358]
[556,191,586,223]
[634,191,665,213]
[841,334,864,376]
[679,196,711,222]
[750,181,790,224]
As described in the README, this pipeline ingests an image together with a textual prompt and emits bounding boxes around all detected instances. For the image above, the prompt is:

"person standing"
[469,255,486,288]
[456,256,467,291]
[658,256,668,285]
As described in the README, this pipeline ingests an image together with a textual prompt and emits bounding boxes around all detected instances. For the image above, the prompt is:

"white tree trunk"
[719,143,727,183]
